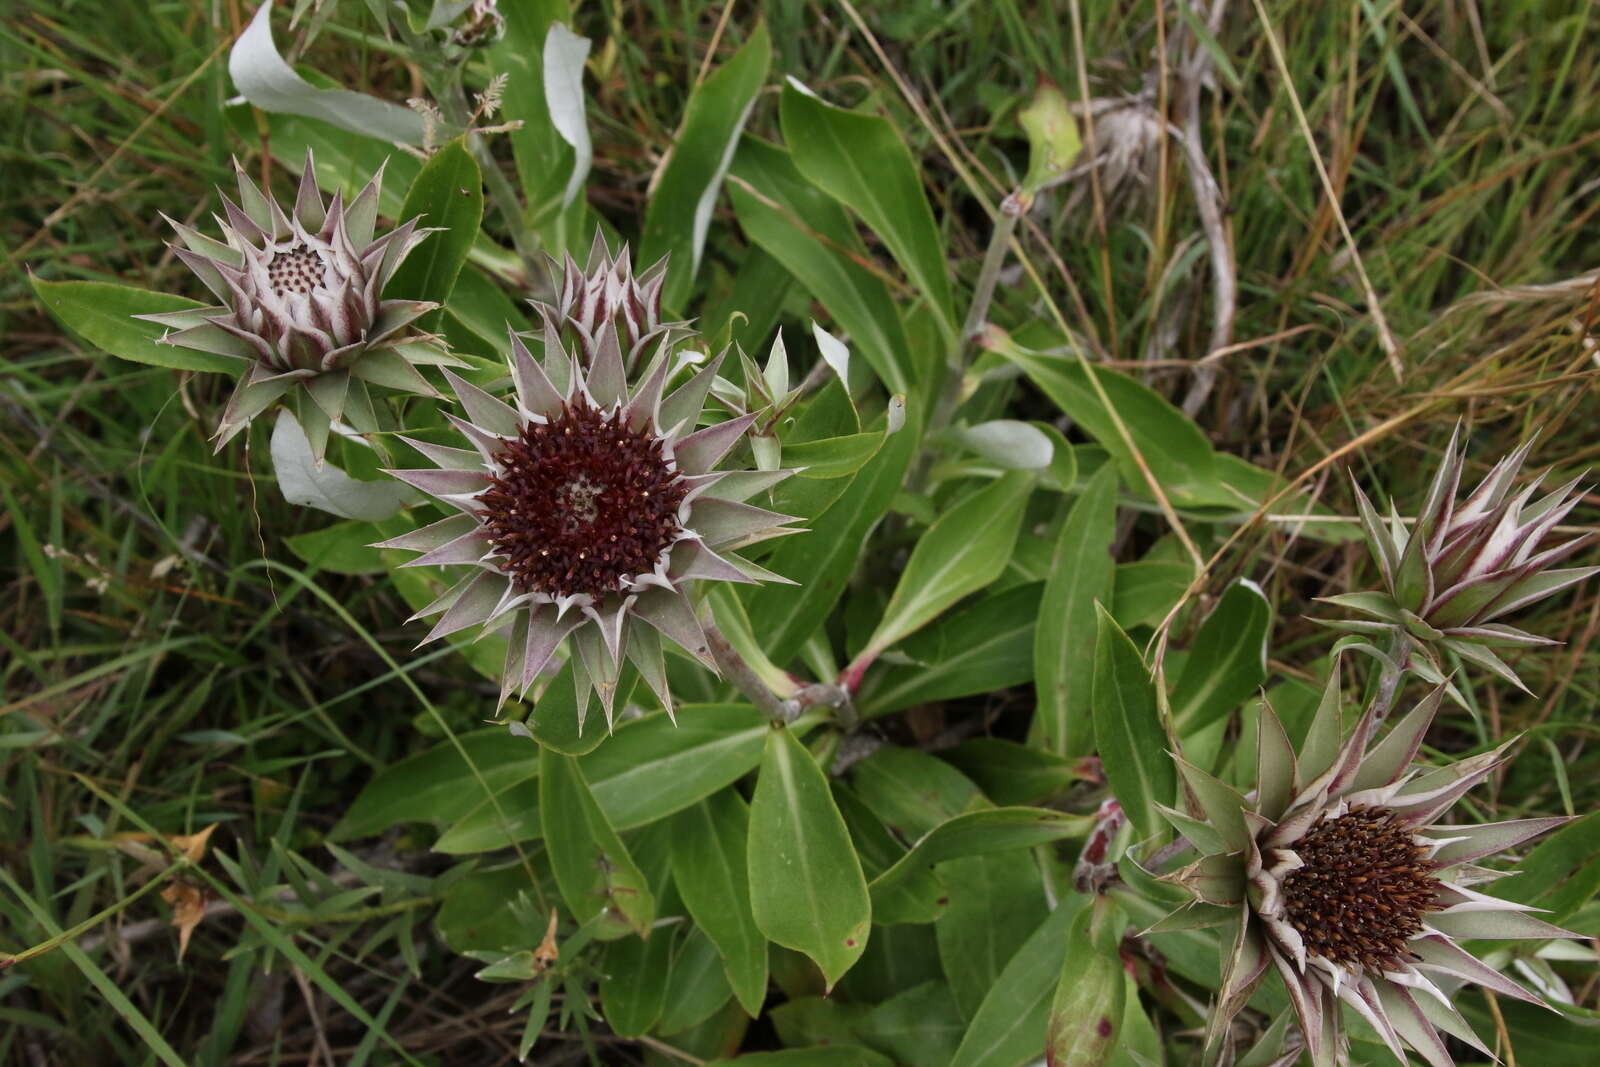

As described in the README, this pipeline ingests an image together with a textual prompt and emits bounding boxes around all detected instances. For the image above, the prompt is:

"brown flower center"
[1281,807,1440,970]
[476,399,687,599]
[267,245,327,295]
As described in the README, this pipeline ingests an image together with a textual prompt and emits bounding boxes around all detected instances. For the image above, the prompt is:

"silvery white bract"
[138,151,446,453]
[1157,678,1574,1067]
[376,318,800,729]
[1325,424,1595,689]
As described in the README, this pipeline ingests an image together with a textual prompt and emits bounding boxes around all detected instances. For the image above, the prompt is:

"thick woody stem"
[704,622,799,725]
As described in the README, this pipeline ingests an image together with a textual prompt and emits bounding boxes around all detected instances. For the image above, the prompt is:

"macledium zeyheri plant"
[1326,425,1595,689]
[377,279,798,726]
[1160,679,1573,1067]
[138,152,447,452]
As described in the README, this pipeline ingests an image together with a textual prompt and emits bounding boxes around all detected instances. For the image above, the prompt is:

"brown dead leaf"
[161,882,210,961]
[111,822,218,868]
[533,908,560,969]
[169,823,217,864]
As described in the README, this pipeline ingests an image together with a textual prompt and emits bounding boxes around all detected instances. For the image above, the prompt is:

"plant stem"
[704,621,798,724]
[1370,626,1413,723]
[908,190,1028,494]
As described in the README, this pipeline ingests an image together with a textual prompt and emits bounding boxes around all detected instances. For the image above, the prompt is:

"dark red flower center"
[1281,807,1440,970]
[476,399,687,599]
[267,245,327,295]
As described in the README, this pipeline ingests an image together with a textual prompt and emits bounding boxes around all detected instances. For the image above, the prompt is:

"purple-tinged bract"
[1324,425,1595,689]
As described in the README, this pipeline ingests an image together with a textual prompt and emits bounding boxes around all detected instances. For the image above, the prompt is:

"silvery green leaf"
[229,1,425,144]
[543,23,592,209]
[950,419,1054,470]
[812,321,850,381]
[270,410,418,520]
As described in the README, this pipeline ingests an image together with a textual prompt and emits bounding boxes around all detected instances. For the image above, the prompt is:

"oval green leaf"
[860,471,1033,662]
[748,726,870,992]
[1031,464,1118,757]
[539,746,654,939]
[383,138,484,331]
[31,278,241,373]
[670,790,770,1016]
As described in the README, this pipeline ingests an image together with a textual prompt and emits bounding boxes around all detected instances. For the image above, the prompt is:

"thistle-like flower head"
[377,319,798,727]
[539,234,685,376]
[1326,425,1595,689]
[138,152,441,450]
[1158,680,1574,1066]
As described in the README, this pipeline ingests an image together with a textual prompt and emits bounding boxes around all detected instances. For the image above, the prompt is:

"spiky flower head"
[539,234,684,376]
[138,151,443,452]
[1325,425,1595,689]
[1157,679,1573,1066]
[376,318,798,728]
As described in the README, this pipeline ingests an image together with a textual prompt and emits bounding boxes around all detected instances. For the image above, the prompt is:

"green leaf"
[859,980,966,1066]
[640,23,771,312]
[729,138,916,396]
[539,747,654,939]
[779,82,955,334]
[657,927,736,1034]
[943,739,1080,807]
[670,791,770,1016]
[783,431,886,480]
[771,994,873,1048]
[1031,464,1118,757]
[850,746,988,839]
[1172,580,1271,732]
[383,139,484,331]
[936,852,1050,1021]
[285,518,388,575]
[31,279,240,373]
[1494,811,1600,920]
[600,930,675,1037]
[989,329,1219,502]
[583,704,769,827]
[487,3,570,203]
[861,583,1041,718]
[1045,904,1127,1067]
[744,407,919,664]
[861,472,1033,661]
[949,897,1086,1067]
[434,864,542,953]
[1092,606,1176,839]
[748,726,870,991]
[435,704,769,853]
[1019,79,1083,196]
[441,264,531,359]
[331,729,536,840]
[525,657,637,756]
[869,808,1090,923]
[1110,560,1193,630]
